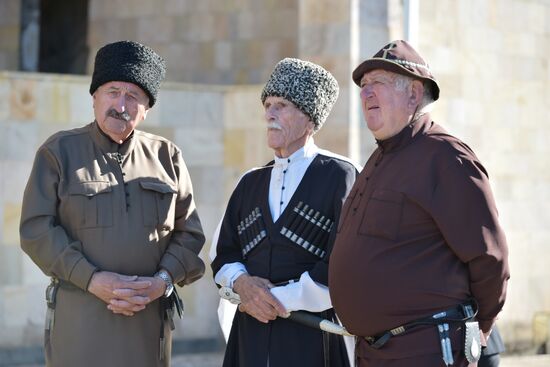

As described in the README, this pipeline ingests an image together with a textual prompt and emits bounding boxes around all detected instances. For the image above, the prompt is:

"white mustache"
[267,122,282,130]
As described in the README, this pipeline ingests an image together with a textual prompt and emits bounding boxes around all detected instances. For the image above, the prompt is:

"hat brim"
[352,58,440,101]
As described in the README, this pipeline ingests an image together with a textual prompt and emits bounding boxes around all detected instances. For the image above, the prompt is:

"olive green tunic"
[20,121,206,367]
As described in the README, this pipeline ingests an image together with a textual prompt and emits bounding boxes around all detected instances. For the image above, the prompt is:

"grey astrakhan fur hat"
[261,58,339,131]
[89,40,166,107]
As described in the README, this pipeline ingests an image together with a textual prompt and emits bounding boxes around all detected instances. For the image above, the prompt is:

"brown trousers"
[356,352,476,367]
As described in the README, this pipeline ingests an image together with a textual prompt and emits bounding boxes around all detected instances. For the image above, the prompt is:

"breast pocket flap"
[139,181,177,195]
[370,189,403,203]
[67,181,113,228]
[69,181,112,197]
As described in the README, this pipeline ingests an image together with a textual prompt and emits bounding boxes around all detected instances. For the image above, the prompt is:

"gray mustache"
[267,122,282,130]
[107,109,131,121]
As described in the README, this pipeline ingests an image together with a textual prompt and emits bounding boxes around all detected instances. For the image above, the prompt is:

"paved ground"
[171,352,224,366]
[500,354,550,367]
[6,352,224,367]
[8,352,550,366]
[170,353,550,367]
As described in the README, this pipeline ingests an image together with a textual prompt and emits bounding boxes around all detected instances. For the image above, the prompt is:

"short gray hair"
[393,74,435,113]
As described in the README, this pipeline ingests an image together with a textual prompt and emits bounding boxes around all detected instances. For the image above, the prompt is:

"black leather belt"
[363,301,478,349]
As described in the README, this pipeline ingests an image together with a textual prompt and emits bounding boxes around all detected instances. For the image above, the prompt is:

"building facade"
[0,0,549,362]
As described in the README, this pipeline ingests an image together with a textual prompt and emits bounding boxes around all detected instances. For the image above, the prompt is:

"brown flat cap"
[352,40,440,101]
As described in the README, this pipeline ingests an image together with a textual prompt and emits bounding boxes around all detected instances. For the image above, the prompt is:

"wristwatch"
[155,269,174,298]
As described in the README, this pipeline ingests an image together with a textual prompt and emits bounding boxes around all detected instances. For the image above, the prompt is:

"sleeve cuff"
[270,271,331,312]
[69,257,98,291]
[214,262,247,288]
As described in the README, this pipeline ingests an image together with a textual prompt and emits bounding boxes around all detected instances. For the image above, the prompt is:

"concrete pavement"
[171,353,550,366]
[171,352,223,366]
[500,354,550,367]
[8,352,550,366]
[172,353,550,367]
[169,353,550,367]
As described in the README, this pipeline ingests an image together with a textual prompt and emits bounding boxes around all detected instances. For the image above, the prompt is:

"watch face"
[156,271,173,297]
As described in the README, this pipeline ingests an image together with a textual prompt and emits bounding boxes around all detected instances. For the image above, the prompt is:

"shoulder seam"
[316,150,362,171]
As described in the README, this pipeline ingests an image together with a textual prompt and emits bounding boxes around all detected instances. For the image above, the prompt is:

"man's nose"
[114,95,127,112]
[360,86,373,100]
[264,106,275,121]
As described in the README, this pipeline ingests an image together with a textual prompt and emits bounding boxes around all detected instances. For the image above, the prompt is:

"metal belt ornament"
[363,301,480,366]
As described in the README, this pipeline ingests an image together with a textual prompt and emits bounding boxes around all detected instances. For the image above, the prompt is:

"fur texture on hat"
[89,40,166,107]
[261,58,339,131]
[352,40,440,101]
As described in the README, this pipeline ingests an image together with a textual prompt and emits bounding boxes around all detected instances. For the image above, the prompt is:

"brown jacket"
[20,122,205,367]
[329,115,509,362]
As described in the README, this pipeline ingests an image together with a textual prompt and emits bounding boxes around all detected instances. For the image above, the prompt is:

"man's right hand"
[87,271,152,316]
[233,274,288,323]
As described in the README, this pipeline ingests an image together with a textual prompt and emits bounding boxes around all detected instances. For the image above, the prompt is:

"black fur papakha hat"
[89,40,166,107]
[261,58,339,131]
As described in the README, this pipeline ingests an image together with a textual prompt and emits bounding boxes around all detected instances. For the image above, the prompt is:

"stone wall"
[88,0,299,85]
[298,0,361,159]
[418,0,550,350]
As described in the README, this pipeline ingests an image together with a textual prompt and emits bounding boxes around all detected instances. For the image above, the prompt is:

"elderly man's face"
[263,96,315,158]
[359,69,413,140]
[93,81,150,144]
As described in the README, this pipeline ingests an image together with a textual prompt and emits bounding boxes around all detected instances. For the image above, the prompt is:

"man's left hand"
[108,276,166,316]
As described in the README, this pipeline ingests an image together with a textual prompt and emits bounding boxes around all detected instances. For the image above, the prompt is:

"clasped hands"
[87,271,166,317]
[233,274,289,323]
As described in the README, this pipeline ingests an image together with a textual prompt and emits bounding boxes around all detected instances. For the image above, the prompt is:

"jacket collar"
[91,120,136,156]
[376,113,432,153]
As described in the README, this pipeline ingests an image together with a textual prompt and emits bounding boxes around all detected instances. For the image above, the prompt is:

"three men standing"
[19,37,509,367]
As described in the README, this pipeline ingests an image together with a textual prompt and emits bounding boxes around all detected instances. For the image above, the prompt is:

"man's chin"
[366,119,382,132]
[105,120,130,134]
[267,139,283,152]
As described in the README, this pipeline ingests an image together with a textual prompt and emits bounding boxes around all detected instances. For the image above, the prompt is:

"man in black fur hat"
[211,58,359,367]
[20,40,205,367]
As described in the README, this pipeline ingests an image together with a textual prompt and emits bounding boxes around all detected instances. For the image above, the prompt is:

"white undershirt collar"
[269,139,319,221]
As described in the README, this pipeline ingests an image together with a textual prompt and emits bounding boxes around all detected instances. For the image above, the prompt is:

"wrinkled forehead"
[360,69,398,85]
[99,81,148,97]
[263,95,310,119]
[264,95,296,107]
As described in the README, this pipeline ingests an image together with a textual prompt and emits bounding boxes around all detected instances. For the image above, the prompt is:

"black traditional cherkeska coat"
[212,153,357,367]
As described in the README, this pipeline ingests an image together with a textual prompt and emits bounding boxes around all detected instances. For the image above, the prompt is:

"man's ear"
[306,120,316,135]
[408,80,424,110]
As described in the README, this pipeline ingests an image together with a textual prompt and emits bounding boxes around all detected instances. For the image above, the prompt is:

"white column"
[20,0,40,71]
[348,0,360,163]
[404,0,419,47]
